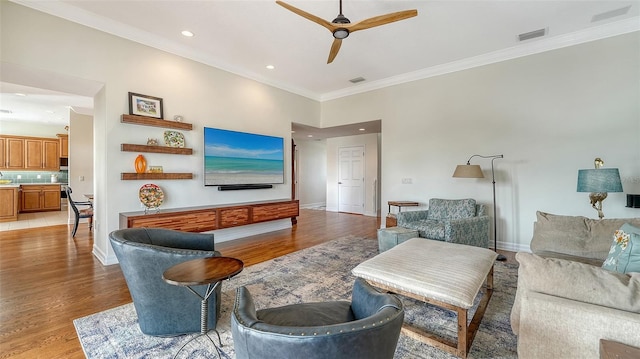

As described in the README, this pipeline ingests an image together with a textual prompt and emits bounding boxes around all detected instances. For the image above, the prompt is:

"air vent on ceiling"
[518,28,547,42]
[591,5,631,22]
[349,77,366,84]
[0,109,13,114]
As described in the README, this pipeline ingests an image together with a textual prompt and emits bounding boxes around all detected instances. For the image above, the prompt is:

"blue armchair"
[109,228,222,337]
[396,198,490,248]
[231,278,404,359]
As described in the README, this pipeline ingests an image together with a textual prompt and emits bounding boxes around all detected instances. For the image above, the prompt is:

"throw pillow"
[602,223,640,273]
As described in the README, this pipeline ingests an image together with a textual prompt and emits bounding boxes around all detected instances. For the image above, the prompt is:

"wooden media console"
[119,199,299,233]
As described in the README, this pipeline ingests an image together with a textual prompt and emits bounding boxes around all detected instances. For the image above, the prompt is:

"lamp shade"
[577,168,623,193]
[452,164,484,178]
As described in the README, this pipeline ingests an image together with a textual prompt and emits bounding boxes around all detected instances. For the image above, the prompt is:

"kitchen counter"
[0,183,62,187]
[0,184,20,188]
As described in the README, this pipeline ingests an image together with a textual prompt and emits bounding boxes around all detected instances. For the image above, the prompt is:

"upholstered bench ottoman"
[377,227,419,252]
[352,238,498,358]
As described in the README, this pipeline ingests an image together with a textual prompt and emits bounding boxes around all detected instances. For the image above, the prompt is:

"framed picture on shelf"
[128,92,163,119]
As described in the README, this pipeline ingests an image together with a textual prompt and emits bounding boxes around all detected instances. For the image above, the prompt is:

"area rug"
[74,236,518,358]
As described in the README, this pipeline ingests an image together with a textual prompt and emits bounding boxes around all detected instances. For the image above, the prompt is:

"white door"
[338,146,364,214]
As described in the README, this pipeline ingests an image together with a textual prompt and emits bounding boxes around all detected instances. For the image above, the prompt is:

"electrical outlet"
[79,176,84,181]
[17,175,21,179]
[37,174,41,179]
[402,178,412,184]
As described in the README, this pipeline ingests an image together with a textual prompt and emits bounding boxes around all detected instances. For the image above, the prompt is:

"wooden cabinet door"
[0,188,19,221]
[43,140,59,170]
[219,207,250,228]
[5,137,25,169]
[21,188,42,212]
[58,134,69,158]
[25,139,43,169]
[0,137,5,169]
[42,187,61,210]
[252,201,299,223]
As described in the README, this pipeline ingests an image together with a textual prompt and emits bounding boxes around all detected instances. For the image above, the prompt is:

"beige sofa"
[529,211,640,265]
[511,212,640,358]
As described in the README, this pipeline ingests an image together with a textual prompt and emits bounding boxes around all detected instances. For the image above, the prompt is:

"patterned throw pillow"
[602,223,640,273]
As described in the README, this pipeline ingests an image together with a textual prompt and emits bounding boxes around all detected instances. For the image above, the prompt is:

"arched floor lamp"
[453,154,507,261]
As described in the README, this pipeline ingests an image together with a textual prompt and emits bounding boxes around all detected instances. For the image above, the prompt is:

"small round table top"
[163,256,244,286]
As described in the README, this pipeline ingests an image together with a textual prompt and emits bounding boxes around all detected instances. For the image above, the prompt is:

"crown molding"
[320,18,640,102]
[11,1,639,103]
[11,0,321,101]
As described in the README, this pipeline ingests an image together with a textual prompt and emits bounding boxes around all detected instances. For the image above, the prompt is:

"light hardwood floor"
[0,209,516,358]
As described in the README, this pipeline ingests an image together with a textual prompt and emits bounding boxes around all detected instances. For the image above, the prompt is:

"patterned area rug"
[74,236,518,358]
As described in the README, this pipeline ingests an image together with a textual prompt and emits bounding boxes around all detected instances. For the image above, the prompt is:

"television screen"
[204,127,285,186]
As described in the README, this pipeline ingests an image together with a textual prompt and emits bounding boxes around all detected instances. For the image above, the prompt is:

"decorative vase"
[134,154,147,174]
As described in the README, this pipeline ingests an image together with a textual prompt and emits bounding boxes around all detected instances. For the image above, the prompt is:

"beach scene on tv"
[204,127,285,186]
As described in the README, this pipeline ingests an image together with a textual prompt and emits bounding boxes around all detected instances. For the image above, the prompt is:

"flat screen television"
[204,127,285,186]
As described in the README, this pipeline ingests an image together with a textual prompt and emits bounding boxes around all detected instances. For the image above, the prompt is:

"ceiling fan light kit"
[276,0,417,64]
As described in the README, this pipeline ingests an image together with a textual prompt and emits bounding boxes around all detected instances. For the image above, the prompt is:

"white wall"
[1,2,320,264]
[321,32,640,252]
[294,139,327,208]
[325,133,380,217]
[68,111,93,204]
[0,120,64,137]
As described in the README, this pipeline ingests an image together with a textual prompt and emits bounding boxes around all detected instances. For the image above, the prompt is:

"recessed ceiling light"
[307,135,313,138]
[14,93,26,97]
[181,30,194,37]
[266,65,275,70]
[46,110,55,114]
[359,128,365,131]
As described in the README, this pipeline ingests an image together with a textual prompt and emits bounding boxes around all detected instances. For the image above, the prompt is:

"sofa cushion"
[257,301,354,327]
[427,198,476,220]
[603,223,640,274]
[531,211,640,261]
[415,219,445,240]
[511,252,640,335]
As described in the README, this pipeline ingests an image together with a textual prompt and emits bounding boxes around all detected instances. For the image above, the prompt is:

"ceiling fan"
[276,0,418,64]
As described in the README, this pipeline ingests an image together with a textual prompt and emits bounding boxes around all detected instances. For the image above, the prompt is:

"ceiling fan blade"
[327,38,343,64]
[348,9,417,32]
[276,1,336,32]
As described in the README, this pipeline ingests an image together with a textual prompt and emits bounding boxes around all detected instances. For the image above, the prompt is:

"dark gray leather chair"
[109,228,222,337]
[231,278,404,359]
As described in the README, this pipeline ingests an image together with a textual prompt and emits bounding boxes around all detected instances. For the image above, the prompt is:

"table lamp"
[577,158,623,219]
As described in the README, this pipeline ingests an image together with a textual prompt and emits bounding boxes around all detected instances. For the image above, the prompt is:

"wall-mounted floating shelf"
[121,114,193,130]
[121,144,193,155]
[121,173,193,180]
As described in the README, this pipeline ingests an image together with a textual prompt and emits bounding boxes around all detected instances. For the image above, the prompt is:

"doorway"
[338,145,364,214]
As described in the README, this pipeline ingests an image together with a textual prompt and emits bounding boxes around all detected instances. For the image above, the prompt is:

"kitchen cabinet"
[25,138,59,170]
[0,135,60,171]
[0,136,25,169]
[0,186,19,222]
[20,184,61,212]
[57,134,69,158]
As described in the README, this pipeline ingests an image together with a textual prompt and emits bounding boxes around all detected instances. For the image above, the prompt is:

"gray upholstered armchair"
[109,228,222,337]
[396,198,490,248]
[231,278,404,359]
